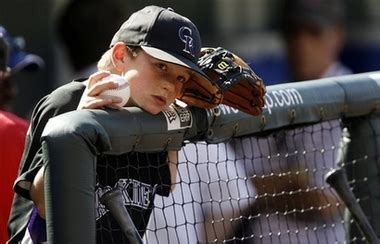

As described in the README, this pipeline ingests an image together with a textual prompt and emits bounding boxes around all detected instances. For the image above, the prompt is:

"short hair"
[280,0,346,38]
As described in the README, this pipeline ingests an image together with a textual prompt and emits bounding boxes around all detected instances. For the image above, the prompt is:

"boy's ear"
[111,42,128,71]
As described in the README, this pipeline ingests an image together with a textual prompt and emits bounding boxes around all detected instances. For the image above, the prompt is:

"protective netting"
[37,73,380,243]
[143,118,378,243]
[343,115,380,243]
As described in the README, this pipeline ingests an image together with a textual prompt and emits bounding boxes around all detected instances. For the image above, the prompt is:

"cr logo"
[178,26,195,57]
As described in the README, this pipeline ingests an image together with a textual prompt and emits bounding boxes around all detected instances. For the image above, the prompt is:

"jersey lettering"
[95,179,154,220]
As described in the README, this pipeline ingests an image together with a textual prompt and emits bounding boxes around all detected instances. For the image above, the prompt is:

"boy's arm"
[15,72,122,199]
[168,150,178,192]
[30,165,45,218]
[14,81,86,199]
[24,71,131,220]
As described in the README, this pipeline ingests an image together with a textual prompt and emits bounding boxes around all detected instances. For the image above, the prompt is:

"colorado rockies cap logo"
[178,26,195,57]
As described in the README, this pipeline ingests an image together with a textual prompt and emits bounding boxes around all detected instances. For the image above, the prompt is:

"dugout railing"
[41,72,380,243]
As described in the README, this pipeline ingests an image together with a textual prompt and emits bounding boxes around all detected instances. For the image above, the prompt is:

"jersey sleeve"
[14,81,86,200]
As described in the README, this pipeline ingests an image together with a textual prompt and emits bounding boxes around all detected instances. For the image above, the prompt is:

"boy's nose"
[162,78,178,93]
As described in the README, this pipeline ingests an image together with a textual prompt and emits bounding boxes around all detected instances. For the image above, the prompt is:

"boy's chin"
[147,103,172,115]
[142,106,163,115]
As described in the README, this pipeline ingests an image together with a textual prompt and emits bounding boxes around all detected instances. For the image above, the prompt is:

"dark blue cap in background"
[0,25,44,76]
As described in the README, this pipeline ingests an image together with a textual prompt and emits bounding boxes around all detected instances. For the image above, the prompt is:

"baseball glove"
[198,47,266,116]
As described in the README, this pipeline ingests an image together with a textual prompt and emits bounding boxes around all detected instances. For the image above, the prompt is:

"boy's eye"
[157,63,167,71]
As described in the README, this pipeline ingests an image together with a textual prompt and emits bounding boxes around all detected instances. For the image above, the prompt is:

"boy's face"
[123,50,192,114]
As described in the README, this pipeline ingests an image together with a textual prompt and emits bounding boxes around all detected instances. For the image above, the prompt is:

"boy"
[8,5,221,244]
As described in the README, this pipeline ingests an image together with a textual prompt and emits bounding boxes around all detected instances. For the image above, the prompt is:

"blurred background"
[1,0,380,119]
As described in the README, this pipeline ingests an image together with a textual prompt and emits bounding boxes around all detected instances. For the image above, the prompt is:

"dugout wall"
[41,72,380,243]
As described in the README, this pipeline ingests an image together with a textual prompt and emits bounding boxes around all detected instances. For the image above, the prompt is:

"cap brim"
[141,45,207,79]
[9,52,45,75]
[141,46,221,106]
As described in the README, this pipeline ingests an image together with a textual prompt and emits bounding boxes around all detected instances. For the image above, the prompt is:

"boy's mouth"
[153,95,167,106]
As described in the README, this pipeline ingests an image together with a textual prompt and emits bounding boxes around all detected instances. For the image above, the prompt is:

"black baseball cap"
[110,5,221,107]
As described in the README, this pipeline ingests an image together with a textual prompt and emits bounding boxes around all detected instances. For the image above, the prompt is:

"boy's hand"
[77,71,123,110]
